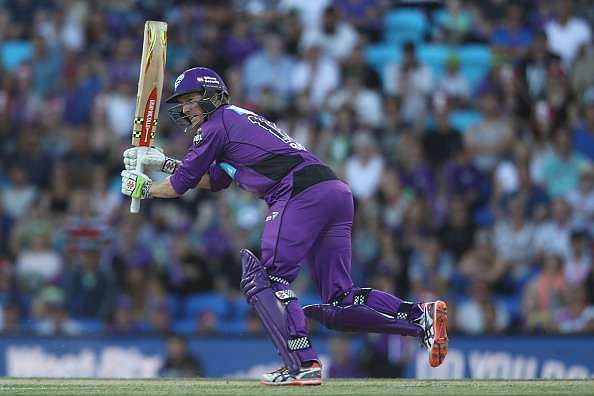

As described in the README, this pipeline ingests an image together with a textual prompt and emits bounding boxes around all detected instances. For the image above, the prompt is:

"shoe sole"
[429,300,448,368]
[260,379,322,386]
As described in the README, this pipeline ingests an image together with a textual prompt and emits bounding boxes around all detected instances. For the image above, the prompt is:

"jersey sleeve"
[169,127,227,195]
[208,161,233,192]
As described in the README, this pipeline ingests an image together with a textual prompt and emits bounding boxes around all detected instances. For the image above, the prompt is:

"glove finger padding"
[121,170,152,199]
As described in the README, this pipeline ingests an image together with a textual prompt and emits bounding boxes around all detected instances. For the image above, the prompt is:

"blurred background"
[0,0,593,379]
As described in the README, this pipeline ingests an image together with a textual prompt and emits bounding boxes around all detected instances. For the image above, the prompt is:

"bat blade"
[130,20,167,213]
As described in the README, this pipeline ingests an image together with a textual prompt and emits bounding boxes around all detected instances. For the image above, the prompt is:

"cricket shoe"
[260,361,322,386]
[414,300,448,367]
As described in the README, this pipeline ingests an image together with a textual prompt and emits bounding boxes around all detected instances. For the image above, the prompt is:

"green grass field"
[0,379,593,396]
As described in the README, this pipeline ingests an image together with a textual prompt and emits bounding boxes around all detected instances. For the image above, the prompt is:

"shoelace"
[270,366,288,375]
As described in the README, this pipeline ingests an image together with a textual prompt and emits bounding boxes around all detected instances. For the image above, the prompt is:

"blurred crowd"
[0,0,594,358]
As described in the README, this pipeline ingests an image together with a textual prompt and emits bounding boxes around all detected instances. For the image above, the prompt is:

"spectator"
[383,42,433,128]
[1,166,37,219]
[497,147,550,219]
[563,230,592,286]
[522,254,567,331]
[533,197,573,257]
[242,34,295,105]
[408,233,455,297]
[494,197,536,287]
[491,4,534,56]
[300,5,358,61]
[555,286,594,333]
[433,0,473,44]
[517,31,562,100]
[16,231,62,287]
[34,286,82,335]
[437,54,470,106]
[377,168,414,232]
[422,109,463,168]
[570,44,594,97]
[345,133,384,201]
[159,336,203,378]
[565,165,594,226]
[439,199,476,260]
[328,73,383,128]
[572,86,594,162]
[456,280,510,334]
[540,128,589,197]
[545,0,592,68]
[62,246,115,319]
[460,229,501,285]
[464,89,514,174]
[291,42,339,108]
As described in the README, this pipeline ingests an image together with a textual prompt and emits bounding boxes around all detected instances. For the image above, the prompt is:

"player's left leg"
[241,189,332,386]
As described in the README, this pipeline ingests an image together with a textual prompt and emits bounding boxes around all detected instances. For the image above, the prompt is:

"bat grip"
[129,147,148,213]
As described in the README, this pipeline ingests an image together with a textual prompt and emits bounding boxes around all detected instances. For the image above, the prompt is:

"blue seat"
[461,65,489,92]
[218,319,247,334]
[172,318,196,334]
[364,43,401,75]
[418,44,451,79]
[232,297,252,318]
[459,45,492,67]
[184,292,228,318]
[77,318,104,333]
[449,110,482,131]
[495,294,522,321]
[299,293,321,307]
[384,9,428,44]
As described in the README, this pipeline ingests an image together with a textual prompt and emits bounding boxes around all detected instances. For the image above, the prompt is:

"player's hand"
[123,147,180,174]
[121,170,152,200]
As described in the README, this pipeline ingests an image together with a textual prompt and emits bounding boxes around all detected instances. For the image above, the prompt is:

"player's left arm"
[169,126,227,195]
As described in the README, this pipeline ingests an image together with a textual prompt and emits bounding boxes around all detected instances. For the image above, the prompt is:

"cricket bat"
[130,20,167,213]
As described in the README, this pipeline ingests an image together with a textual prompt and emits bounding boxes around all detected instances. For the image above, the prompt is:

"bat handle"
[129,147,147,213]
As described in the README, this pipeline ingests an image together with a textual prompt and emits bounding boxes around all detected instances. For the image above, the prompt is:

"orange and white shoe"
[260,361,322,386]
[416,300,448,367]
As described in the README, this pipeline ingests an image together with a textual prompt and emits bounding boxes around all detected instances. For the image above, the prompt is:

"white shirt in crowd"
[563,249,592,286]
[346,154,384,200]
[1,185,36,219]
[545,17,592,67]
[328,87,383,128]
[16,250,63,281]
[291,54,339,107]
[301,22,358,61]
[533,220,571,256]
[456,299,510,335]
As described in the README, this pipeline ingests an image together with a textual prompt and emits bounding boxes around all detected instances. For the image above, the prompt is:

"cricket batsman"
[121,67,448,385]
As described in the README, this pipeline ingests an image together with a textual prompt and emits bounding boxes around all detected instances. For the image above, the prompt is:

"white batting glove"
[121,170,152,200]
[123,146,180,174]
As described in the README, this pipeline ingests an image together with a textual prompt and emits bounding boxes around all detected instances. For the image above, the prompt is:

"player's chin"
[185,115,204,134]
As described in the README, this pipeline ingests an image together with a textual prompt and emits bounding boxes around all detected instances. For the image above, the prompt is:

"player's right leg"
[301,181,448,367]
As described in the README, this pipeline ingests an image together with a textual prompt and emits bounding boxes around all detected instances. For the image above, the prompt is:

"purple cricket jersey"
[170,104,325,205]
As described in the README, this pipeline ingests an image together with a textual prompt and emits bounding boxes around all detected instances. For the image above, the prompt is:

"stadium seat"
[218,319,247,334]
[461,65,490,92]
[384,9,428,44]
[364,43,401,75]
[172,318,196,334]
[458,45,492,68]
[232,297,252,318]
[417,44,451,79]
[448,109,482,131]
[184,292,228,318]
[298,293,321,307]
[77,318,105,333]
